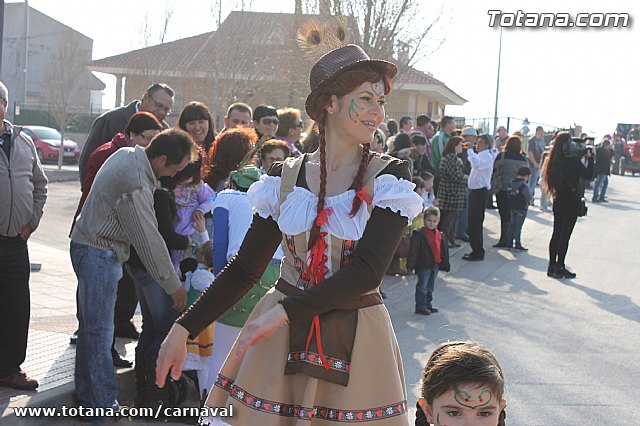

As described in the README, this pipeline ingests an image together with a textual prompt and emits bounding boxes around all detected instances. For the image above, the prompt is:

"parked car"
[21,125,80,164]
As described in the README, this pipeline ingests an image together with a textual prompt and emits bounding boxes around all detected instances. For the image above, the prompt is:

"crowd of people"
[0,36,614,424]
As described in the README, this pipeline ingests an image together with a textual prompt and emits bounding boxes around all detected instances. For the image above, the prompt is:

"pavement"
[1,173,639,425]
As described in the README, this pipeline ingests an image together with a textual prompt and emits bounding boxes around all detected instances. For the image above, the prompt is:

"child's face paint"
[428,384,505,426]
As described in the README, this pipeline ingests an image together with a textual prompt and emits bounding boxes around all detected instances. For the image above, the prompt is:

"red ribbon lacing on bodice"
[298,186,372,371]
[300,206,334,370]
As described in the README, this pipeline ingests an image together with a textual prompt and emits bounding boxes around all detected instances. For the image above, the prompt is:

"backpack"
[507,180,523,200]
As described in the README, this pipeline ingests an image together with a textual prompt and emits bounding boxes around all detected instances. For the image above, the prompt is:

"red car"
[21,125,80,164]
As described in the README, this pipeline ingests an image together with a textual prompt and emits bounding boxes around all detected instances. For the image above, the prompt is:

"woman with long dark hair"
[156,42,423,425]
[542,131,593,278]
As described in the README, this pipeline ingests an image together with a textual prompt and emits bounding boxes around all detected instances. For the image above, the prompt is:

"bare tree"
[133,0,174,49]
[45,32,89,170]
[301,0,448,75]
[131,1,175,83]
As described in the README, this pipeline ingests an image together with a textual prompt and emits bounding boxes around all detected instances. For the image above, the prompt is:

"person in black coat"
[79,84,174,185]
[592,139,613,202]
[407,207,451,316]
[542,132,594,279]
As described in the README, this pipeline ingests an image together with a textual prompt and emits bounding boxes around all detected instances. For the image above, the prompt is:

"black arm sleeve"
[407,232,420,271]
[154,190,189,251]
[176,214,283,338]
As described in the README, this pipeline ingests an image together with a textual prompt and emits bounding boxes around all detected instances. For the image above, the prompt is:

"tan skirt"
[201,287,409,425]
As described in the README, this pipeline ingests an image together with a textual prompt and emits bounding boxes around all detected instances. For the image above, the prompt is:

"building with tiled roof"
[2,3,106,122]
[89,11,465,127]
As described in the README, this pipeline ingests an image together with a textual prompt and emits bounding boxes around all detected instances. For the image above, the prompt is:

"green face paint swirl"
[454,388,492,409]
[348,98,364,122]
[371,81,384,97]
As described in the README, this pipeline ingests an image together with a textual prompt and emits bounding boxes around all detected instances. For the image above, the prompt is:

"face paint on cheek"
[371,81,384,97]
[454,388,493,409]
[348,99,364,122]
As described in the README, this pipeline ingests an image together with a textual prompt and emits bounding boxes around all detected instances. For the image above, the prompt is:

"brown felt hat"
[305,44,397,120]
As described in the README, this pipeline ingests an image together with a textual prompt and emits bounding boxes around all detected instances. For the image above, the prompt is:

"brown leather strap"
[279,154,306,205]
[362,154,395,213]
[276,279,383,311]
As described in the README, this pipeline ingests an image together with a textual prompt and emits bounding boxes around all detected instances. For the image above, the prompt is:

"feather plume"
[297,17,351,62]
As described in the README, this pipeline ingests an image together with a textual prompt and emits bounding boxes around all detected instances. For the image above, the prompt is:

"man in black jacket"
[79,83,174,185]
[592,139,613,202]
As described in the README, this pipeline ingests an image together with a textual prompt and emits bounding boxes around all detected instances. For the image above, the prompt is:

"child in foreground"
[416,341,507,425]
[181,241,215,401]
[407,206,450,315]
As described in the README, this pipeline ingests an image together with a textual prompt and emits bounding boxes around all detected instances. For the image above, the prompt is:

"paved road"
[24,175,640,424]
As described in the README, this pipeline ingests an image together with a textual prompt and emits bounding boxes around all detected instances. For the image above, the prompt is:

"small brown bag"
[394,233,411,258]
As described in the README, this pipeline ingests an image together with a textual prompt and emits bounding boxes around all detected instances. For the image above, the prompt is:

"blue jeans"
[529,166,540,199]
[507,210,527,246]
[70,241,122,420]
[592,175,609,201]
[455,188,470,237]
[125,264,178,384]
[415,267,439,311]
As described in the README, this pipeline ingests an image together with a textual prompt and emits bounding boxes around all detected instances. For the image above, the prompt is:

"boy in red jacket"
[407,207,451,315]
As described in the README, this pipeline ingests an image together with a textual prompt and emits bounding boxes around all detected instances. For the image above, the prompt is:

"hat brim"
[305,59,398,120]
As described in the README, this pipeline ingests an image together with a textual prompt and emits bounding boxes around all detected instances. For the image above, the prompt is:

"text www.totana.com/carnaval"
[488,10,631,28]
[12,404,234,419]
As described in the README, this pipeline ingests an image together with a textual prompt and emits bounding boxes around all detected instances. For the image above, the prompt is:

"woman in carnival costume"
[156,21,423,425]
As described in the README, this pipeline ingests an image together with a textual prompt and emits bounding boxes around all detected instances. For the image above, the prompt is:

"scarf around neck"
[422,226,442,264]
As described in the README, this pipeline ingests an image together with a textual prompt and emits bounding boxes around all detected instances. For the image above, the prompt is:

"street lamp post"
[0,0,5,77]
[492,26,502,136]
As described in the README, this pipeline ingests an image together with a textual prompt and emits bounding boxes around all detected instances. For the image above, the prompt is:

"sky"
[7,0,639,137]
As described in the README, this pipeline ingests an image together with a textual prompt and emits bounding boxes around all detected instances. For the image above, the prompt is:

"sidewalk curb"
[41,168,79,183]
[2,369,135,424]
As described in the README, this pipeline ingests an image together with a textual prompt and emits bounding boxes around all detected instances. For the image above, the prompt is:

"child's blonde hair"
[196,240,213,268]
[423,206,440,220]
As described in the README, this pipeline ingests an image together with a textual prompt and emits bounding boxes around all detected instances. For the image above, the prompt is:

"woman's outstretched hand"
[235,304,289,360]
[155,323,189,388]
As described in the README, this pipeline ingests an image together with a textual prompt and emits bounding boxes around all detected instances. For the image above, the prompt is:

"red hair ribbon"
[299,207,334,370]
[355,185,372,206]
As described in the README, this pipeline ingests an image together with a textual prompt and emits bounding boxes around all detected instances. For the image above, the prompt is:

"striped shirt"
[71,146,181,294]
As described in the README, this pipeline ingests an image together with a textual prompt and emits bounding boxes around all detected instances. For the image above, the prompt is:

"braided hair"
[415,401,428,426]
[306,64,392,250]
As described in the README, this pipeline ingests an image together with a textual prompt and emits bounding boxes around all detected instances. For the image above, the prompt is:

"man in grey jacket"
[77,83,174,342]
[71,128,194,420]
[0,81,48,391]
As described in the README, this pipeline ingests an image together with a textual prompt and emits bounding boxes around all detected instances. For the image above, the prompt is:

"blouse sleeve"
[176,214,283,338]
[195,183,215,214]
[372,160,424,224]
[247,175,282,220]
[212,206,230,275]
